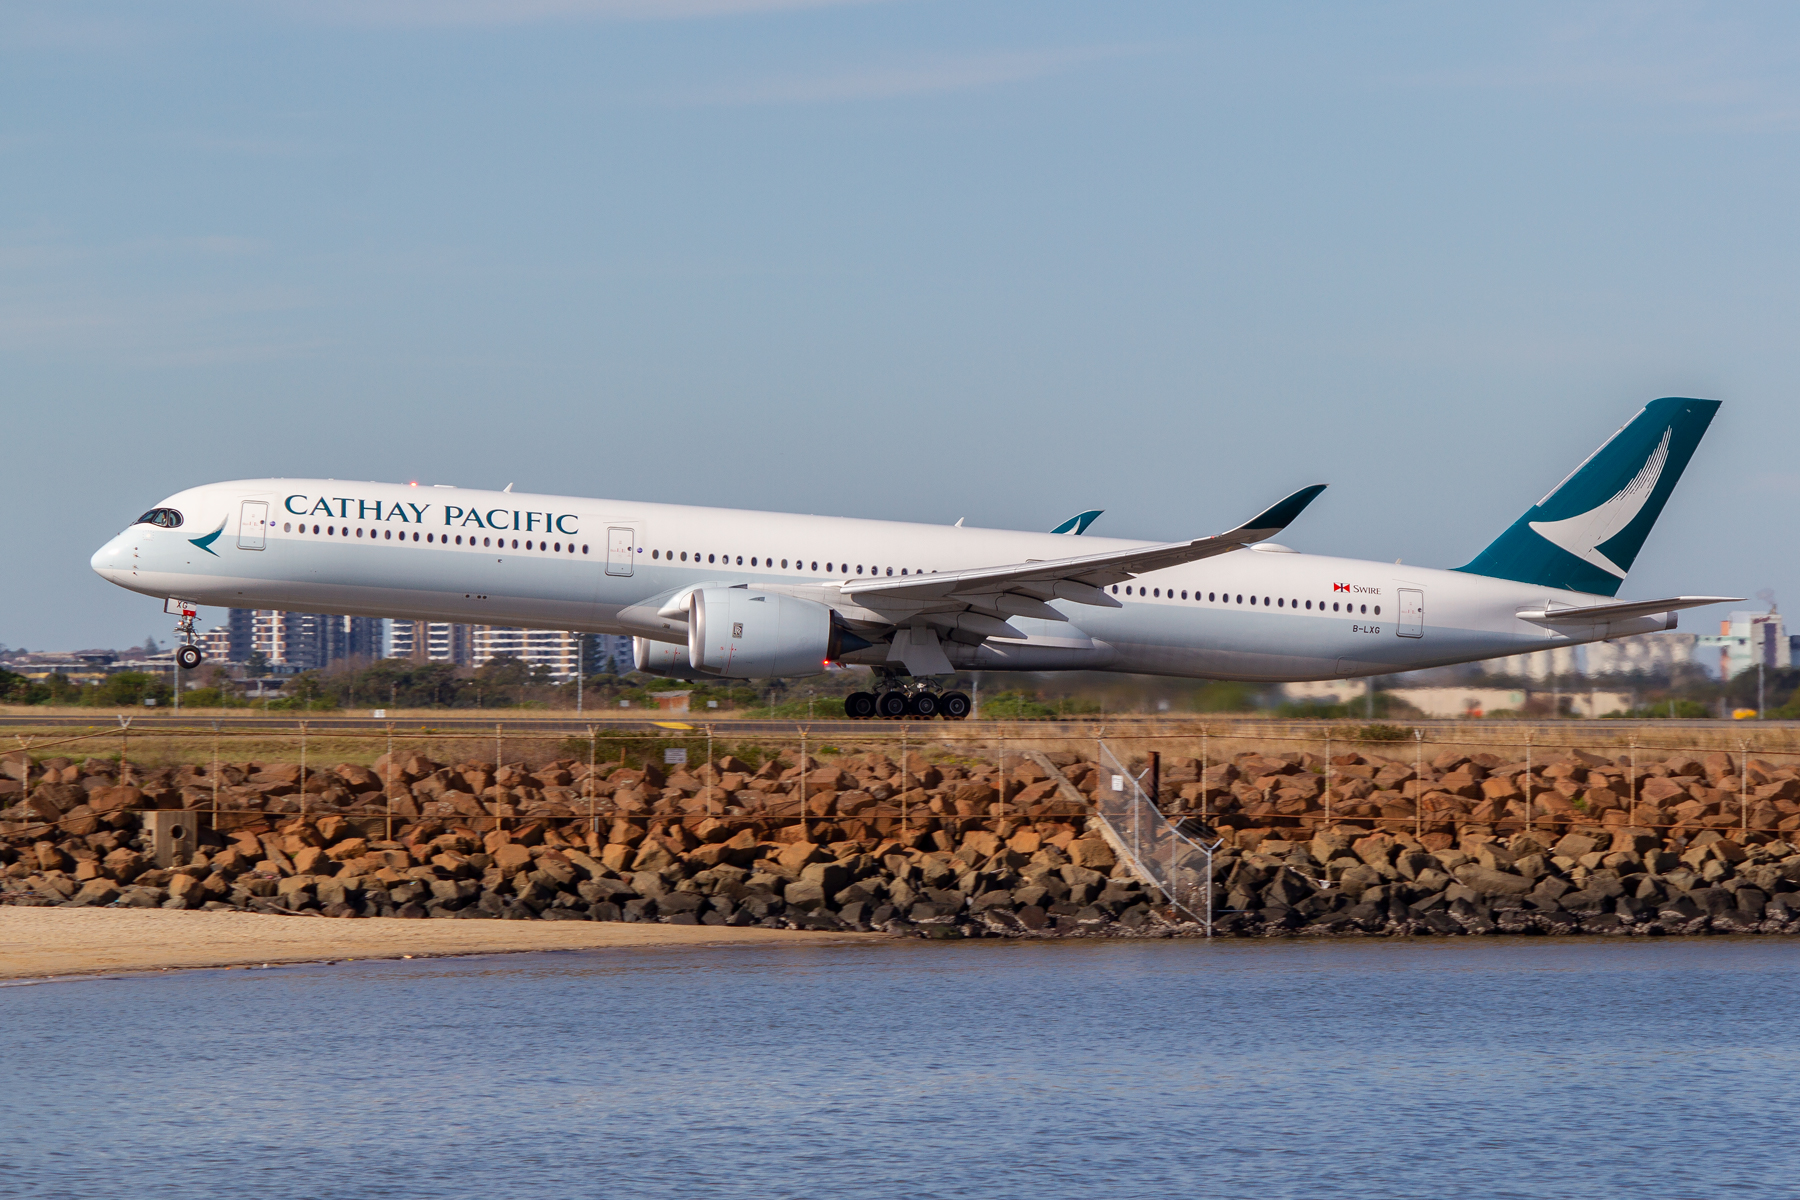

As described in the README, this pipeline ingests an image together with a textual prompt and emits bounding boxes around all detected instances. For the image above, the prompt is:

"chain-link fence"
[1092,742,1220,930]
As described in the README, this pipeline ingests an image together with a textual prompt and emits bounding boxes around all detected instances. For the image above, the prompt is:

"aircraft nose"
[91,534,128,580]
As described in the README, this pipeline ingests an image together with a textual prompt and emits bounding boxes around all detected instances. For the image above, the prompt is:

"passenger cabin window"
[135,508,183,529]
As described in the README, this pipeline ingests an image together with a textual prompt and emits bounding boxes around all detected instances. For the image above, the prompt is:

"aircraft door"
[606,526,636,577]
[1397,588,1424,638]
[238,501,268,551]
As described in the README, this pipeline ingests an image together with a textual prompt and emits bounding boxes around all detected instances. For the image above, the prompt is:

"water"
[4,939,1797,1199]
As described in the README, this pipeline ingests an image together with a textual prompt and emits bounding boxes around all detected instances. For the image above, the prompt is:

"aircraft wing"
[1516,595,1743,624]
[843,485,1326,608]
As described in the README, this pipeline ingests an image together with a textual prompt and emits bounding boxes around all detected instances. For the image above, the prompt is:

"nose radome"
[91,536,125,578]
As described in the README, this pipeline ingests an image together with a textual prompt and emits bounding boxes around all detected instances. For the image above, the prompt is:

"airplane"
[92,396,1737,720]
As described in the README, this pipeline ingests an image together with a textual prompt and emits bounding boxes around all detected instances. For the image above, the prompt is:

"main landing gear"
[844,677,971,721]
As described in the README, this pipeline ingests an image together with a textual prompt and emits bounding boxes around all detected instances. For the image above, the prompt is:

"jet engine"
[632,637,711,681]
[688,588,867,678]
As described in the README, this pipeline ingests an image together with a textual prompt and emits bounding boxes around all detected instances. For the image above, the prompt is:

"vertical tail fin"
[1454,397,1719,596]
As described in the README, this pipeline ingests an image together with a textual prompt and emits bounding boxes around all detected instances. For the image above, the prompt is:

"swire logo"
[1333,582,1350,591]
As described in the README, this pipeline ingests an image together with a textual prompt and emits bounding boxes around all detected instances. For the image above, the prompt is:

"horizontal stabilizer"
[1516,596,1742,624]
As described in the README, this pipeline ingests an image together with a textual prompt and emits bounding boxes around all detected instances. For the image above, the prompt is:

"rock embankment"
[1,745,1797,937]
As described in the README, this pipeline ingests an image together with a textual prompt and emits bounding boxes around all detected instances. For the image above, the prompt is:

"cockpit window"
[135,508,183,529]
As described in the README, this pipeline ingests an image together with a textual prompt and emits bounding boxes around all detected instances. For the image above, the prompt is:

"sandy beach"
[0,907,874,980]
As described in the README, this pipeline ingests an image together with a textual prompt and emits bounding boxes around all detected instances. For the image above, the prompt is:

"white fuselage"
[90,478,1675,681]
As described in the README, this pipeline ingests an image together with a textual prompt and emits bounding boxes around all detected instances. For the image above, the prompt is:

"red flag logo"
[1333,582,1350,591]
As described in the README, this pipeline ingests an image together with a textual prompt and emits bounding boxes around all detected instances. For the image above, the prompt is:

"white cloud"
[271,0,888,28]
[672,44,1145,106]
[1405,2,1800,130]
[0,11,154,52]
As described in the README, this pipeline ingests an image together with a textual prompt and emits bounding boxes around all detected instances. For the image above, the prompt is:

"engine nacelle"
[689,588,857,679]
[632,637,712,681]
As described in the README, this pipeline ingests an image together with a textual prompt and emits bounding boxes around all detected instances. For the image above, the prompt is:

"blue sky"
[4,1,1796,651]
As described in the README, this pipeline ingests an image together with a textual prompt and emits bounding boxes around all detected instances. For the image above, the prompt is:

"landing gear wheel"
[844,691,877,719]
[875,691,910,719]
[908,691,939,718]
[175,645,203,670]
[939,691,971,720]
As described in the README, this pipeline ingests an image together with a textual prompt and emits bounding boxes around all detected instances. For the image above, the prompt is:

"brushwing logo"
[188,517,227,557]
[1527,426,1672,579]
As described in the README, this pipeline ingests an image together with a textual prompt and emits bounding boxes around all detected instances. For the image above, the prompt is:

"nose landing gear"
[165,597,204,672]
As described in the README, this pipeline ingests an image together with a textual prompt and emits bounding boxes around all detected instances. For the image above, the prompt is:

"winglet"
[1051,509,1104,535]
[1234,484,1326,539]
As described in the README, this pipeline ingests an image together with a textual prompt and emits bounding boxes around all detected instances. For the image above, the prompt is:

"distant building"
[1384,686,1528,719]
[198,611,388,671]
[592,633,634,676]
[1584,632,1699,678]
[472,627,578,680]
[386,621,473,666]
[1697,611,1790,680]
[5,649,120,685]
[1476,631,1702,681]
[1280,679,1364,706]
[198,625,234,662]
[1479,643,1583,682]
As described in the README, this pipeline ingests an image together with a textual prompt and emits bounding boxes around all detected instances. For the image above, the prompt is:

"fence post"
[1199,724,1209,822]
[1524,733,1533,835]
[1414,727,1424,839]
[1323,729,1332,832]
[1740,739,1749,841]
[299,720,308,821]
[1628,736,1638,831]
[495,722,505,836]
[588,725,598,838]
[385,720,395,842]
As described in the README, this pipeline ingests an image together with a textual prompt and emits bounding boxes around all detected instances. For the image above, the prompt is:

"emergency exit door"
[1397,588,1424,638]
[238,500,268,551]
[606,526,635,576]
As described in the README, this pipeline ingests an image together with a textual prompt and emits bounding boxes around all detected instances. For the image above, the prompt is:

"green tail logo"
[1455,397,1719,596]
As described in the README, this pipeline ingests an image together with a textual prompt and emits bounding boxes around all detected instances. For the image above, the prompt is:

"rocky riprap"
[2,745,1797,937]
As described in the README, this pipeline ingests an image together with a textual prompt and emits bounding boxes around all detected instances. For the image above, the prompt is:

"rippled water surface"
[4,938,1798,1199]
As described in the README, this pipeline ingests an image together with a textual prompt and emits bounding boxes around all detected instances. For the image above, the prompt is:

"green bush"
[82,671,171,708]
